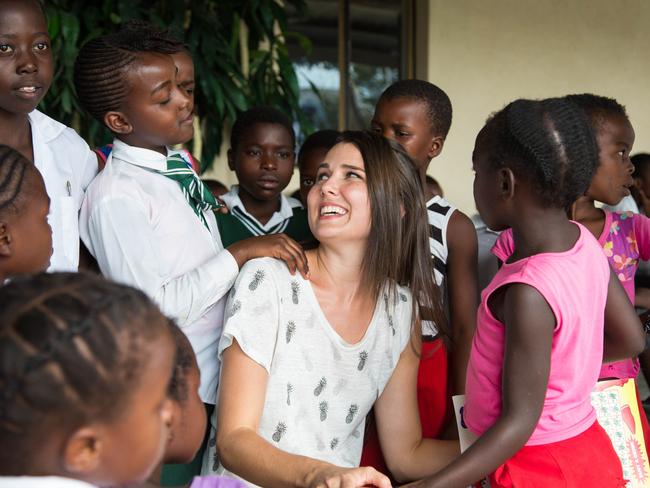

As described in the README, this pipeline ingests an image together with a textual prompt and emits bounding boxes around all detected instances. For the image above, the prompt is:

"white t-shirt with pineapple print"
[202,257,413,485]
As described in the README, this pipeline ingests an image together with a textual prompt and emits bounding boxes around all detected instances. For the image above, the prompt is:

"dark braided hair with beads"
[0,144,36,216]
[378,79,453,138]
[0,272,174,475]
[479,98,599,210]
[73,21,185,124]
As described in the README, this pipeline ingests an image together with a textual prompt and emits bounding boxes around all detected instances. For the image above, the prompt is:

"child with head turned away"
[405,98,642,487]
[0,272,176,488]
[0,0,97,273]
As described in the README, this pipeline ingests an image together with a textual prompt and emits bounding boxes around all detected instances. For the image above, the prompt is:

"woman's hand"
[228,233,310,278]
[308,465,392,488]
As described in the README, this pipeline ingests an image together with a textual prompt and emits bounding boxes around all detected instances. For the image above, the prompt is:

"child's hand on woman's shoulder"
[227,233,310,278]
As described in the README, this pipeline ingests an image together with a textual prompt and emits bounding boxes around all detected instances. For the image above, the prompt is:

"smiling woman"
[204,130,458,488]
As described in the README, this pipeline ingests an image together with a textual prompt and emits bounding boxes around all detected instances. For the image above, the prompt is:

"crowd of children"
[1,1,649,487]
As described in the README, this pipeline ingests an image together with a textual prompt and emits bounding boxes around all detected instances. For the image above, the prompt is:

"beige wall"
[426,0,650,215]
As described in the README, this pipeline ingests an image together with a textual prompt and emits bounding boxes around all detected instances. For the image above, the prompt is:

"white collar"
[221,185,300,230]
[0,476,96,488]
[28,110,66,143]
[111,138,173,172]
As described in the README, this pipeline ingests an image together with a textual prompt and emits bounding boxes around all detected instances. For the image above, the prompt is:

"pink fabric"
[189,476,246,488]
[492,210,650,379]
[466,223,608,445]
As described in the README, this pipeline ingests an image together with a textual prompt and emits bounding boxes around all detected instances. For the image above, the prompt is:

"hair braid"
[0,272,171,474]
[0,145,32,214]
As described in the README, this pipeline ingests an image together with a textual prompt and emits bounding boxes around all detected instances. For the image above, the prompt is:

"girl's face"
[308,142,371,243]
[586,114,635,206]
[3,168,52,276]
[0,0,53,116]
[229,122,295,203]
[472,132,508,231]
[96,328,175,485]
[166,361,206,463]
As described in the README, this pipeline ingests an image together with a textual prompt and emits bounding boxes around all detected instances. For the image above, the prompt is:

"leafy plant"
[41,0,310,171]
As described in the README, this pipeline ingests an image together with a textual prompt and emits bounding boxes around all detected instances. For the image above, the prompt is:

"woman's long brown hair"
[336,131,448,341]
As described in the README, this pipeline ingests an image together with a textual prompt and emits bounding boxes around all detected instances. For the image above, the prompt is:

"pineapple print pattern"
[286,321,296,343]
[227,299,241,318]
[330,437,339,450]
[319,401,328,421]
[384,294,396,336]
[314,377,327,396]
[291,281,300,304]
[346,404,359,424]
[358,351,368,371]
[272,421,287,442]
[399,292,408,302]
[287,383,294,406]
[248,269,265,291]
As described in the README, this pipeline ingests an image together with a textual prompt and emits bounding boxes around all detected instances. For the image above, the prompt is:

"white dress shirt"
[0,477,96,488]
[30,110,98,271]
[79,139,239,403]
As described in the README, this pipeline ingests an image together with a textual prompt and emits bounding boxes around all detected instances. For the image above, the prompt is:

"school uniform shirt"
[217,185,312,247]
[203,258,412,485]
[79,139,239,404]
[0,477,96,488]
[29,109,98,271]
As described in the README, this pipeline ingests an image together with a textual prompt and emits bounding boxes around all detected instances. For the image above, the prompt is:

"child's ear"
[498,167,516,201]
[427,135,445,160]
[227,148,235,171]
[62,426,103,476]
[0,222,12,257]
[104,111,133,135]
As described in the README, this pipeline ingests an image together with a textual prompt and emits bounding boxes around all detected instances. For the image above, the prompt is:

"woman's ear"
[0,222,12,257]
[62,426,103,477]
[104,111,133,135]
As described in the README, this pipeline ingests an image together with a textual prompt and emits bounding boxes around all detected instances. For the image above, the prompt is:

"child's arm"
[446,211,479,394]
[403,283,554,488]
[216,340,391,488]
[373,332,459,483]
[603,269,645,362]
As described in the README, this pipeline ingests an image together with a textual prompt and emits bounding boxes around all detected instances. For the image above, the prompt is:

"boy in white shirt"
[75,25,308,406]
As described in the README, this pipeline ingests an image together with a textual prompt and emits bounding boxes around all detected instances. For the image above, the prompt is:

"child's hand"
[228,234,309,278]
[216,197,229,214]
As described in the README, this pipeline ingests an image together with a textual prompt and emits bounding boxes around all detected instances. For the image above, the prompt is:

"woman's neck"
[509,206,578,261]
[307,244,366,297]
[0,111,33,161]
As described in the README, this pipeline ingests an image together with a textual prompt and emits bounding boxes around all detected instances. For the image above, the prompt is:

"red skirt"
[360,338,449,476]
[488,421,626,487]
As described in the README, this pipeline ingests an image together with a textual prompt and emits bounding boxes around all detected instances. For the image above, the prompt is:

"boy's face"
[299,146,329,205]
[371,97,441,171]
[228,122,295,203]
[0,0,53,116]
[113,52,194,153]
[170,50,195,103]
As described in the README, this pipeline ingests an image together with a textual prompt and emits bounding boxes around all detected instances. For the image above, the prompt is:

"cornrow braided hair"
[481,98,598,210]
[379,79,453,138]
[0,144,32,215]
[566,93,628,131]
[166,321,195,404]
[0,272,172,474]
[73,21,185,124]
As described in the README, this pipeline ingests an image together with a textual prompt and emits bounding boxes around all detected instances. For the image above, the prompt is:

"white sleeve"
[219,259,281,374]
[86,195,239,325]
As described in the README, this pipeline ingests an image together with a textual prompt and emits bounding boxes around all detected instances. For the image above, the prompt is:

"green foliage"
[40,0,310,171]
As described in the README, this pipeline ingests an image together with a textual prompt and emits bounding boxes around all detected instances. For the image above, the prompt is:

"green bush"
[41,0,310,171]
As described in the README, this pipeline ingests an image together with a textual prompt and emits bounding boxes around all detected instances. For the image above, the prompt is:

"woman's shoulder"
[239,257,295,284]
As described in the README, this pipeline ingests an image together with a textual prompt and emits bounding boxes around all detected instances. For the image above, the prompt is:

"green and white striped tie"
[160,153,222,229]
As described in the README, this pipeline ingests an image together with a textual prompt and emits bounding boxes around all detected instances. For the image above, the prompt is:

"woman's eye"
[347,172,361,179]
[316,173,329,182]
